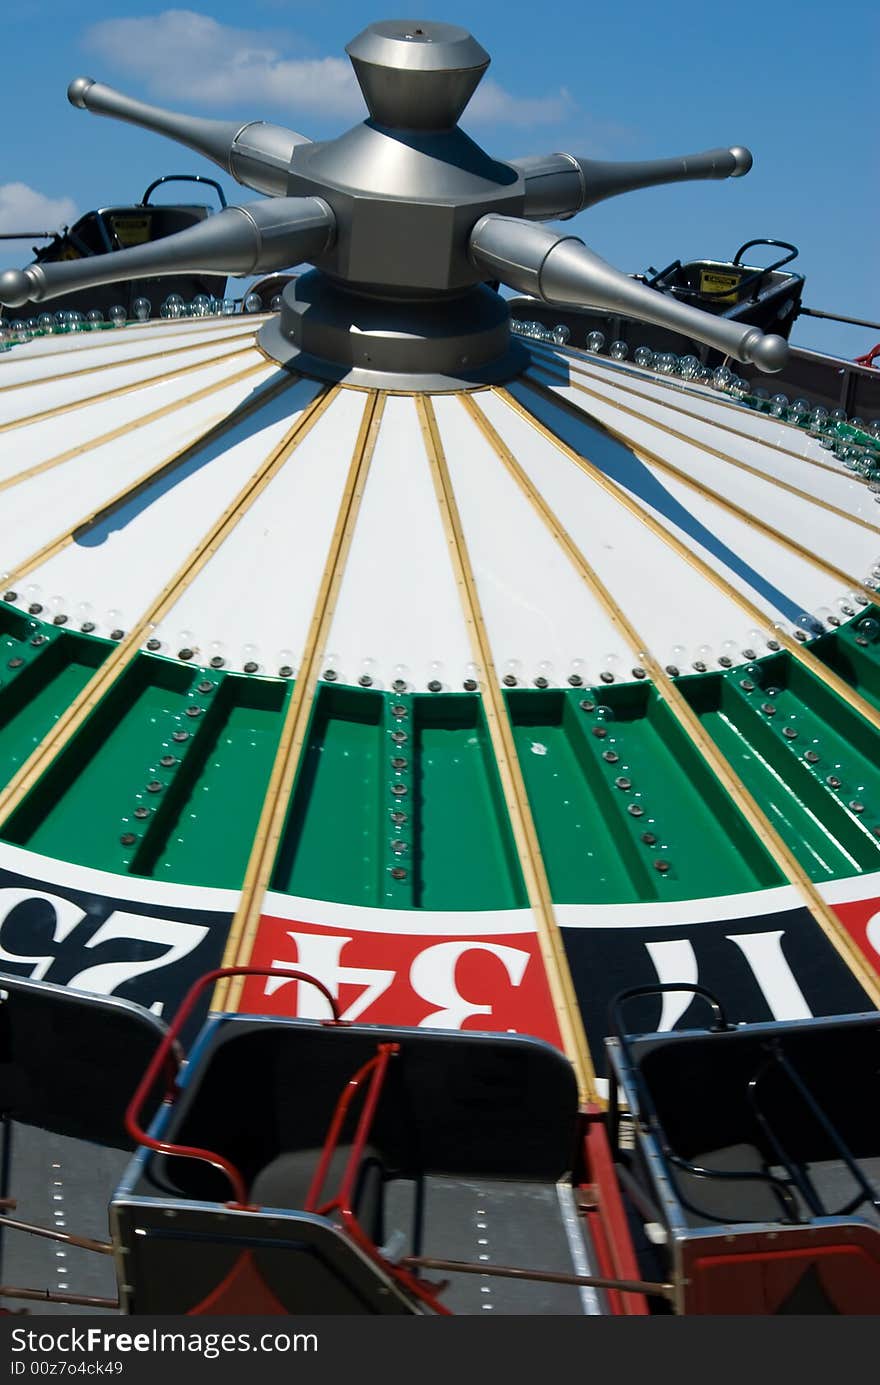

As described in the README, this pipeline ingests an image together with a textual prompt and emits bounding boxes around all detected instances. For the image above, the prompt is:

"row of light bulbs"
[0,290,281,346]
[5,577,878,682]
[512,319,880,477]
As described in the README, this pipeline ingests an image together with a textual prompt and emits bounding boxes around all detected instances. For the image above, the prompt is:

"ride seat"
[250,1144,386,1243]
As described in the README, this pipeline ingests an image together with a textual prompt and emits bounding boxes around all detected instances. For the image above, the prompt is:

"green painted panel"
[135,675,289,890]
[812,620,880,711]
[413,696,526,910]
[4,656,193,867]
[273,686,384,905]
[684,656,880,881]
[0,634,105,792]
[508,686,777,904]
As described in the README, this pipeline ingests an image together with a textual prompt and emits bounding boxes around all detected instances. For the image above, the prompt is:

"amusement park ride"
[0,19,878,1317]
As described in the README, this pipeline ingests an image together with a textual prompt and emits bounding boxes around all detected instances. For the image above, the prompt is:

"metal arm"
[68,77,310,198]
[512,147,752,221]
[0,197,335,307]
[469,214,789,370]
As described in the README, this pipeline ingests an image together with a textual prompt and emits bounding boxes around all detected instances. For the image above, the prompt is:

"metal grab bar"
[124,965,341,1206]
[749,1042,880,1220]
[304,1041,452,1315]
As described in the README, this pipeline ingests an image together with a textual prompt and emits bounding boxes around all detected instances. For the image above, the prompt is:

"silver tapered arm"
[470,214,788,370]
[511,146,752,221]
[0,197,335,307]
[68,77,310,198]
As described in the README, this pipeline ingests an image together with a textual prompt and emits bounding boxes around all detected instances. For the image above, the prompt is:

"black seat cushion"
[251,1145,385,1240]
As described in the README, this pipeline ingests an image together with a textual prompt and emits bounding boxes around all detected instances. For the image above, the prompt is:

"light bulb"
[276,648,296,677]
[132,297,151,322]
[534,660,554,688]
[712,366,733,391]
[105,609,125,637]
[391,663,411,693]
[108,305,127,327]
[463,661,481,691]
[241,643,261,672]
[634,346,653,369]
[221,298,237,316]
[770,393,789,417]
[176,630,196,658]
[270,295,283,312]
[586,330,605,354]
[359,657,379,688]
[609,340,628,361]
[678,355,701,381]
[244,292,263,314]
[207,639,226,669]
[552,324,570,345]
[86,308,103,326]
[502,658,522,687]
[191,295,210,317]
[426,660,444,691]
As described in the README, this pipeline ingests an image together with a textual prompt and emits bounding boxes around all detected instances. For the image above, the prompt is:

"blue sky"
[2,0,877,358]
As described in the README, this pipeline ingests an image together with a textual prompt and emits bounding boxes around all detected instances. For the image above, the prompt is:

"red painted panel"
[832,895,880,976]
[241,913,563,1048]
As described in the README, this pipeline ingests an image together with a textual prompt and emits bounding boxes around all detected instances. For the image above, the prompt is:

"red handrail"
[304,1041,452,1315]
[124,965,341,1206]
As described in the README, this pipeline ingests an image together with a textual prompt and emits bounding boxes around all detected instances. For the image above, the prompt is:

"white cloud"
[468,79,576,128]
[0,183,77,236]
[84,10,575,127]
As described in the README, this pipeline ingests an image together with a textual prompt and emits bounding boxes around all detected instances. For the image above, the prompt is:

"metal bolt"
[592,726,607,738]
[390,867,407,881]
[28,603,43,615]
[146,780,163,794]
[793,630,807,642]
[632,667,647,679]
[804,750,820,764]
[766,639,781,651]
[783,727,798,740]
[30,634,47,646]
[185,706,203,718]
[359,674,373,687]
[615,776,632,791]
[849,800,865,814]
[502,674,517,687]
[390,810,408,825]
[110,629,124,640]
[3,591,16,602]
[146,638,161,651]
[197,681,214,695]
[172,730,190,743]
[323,668,338,681]
[120,833,136,847]
[279,665,294,677]
[665,665,680,677]
[391,783,408,797]
[7,657,23,669]
[534,676,549,689]
[391,704,408,719]
[133,806,151,820]
[692,661,707,673]
[53,614,68,626]
[742,648,756,660]
[740,679,755,692]
[762,703,776,716]
[463,678,478,691]
[392,679,407,693]
[627,803,644,817]
[826,775,841,789]
[654,859,671,873]
[390,840,407,855]
[210,655,225,669]
[579,700,595,713]
[568,673,584,687]
[391,730,408,745]
[178,648,194,661]
[718,656,733,668]
[602,750,619,764]
[391,757,408,771]
[159,754,177,768]
[600,671,615,683]
[427,679,442,692]
[243,661,259,674]
[641,832,658,846]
